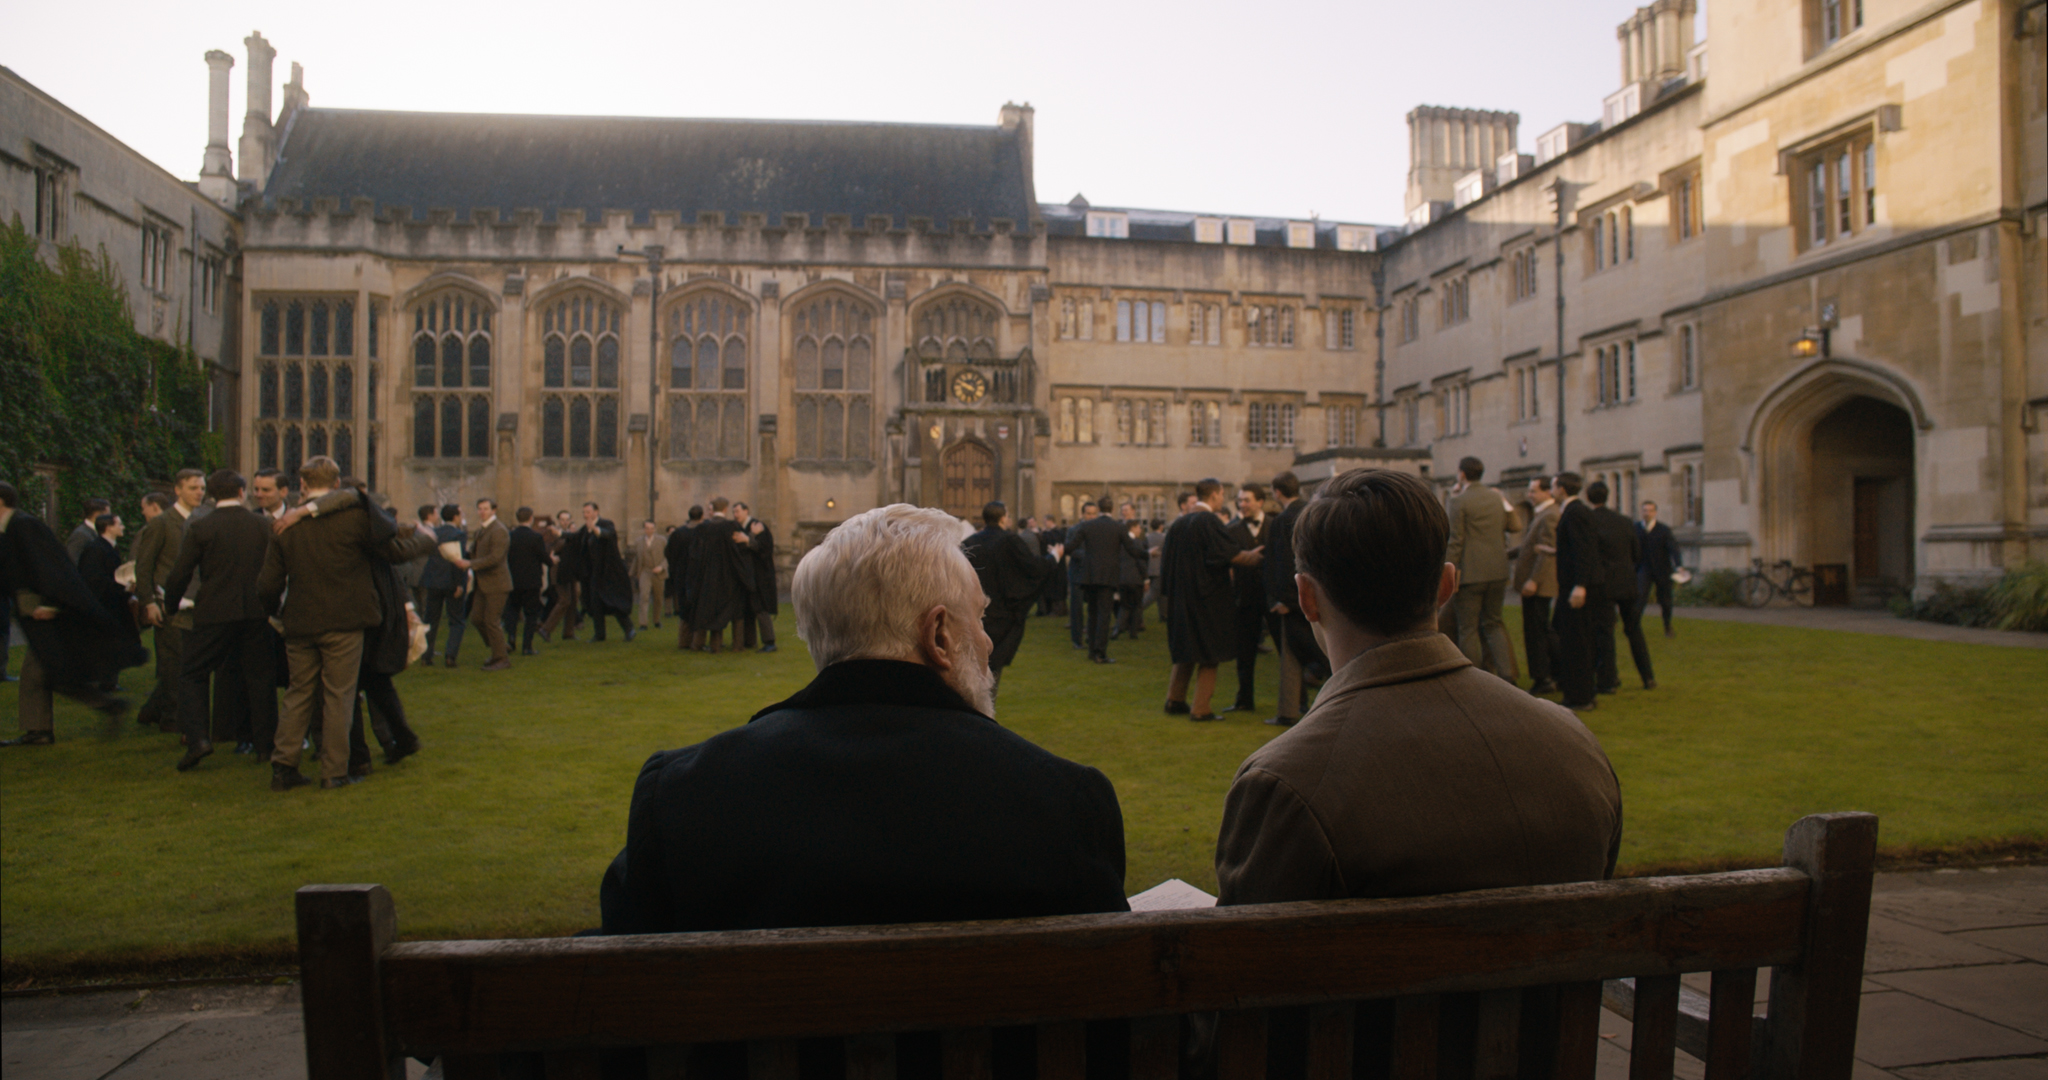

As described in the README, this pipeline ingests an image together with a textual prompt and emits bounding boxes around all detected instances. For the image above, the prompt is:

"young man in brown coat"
[456,498,514,671]
[1214,468,1621,904]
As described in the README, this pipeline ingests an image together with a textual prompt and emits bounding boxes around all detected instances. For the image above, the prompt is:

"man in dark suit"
[665,506,702,650]
[418,505,468,666]
[1511,478,1561,696]
[162,470,280,772]
[258,456,435,790]
[1225,484,1270,713]
[502,507,550,656]
[541,509,583,642]
[963,501,1060,696]
[1162,479,1262,720]
[733,502,778,652]
[133,473,205,731]
[1549,473,1603,711]
[457,498,514,670]
[599,502,1128,935]
[1070,496,1145,664]
[1588,482,1655,692]
[1260,471,1325,727]
[65,499,111,564]
[1636,500,1681,638]
[1214,467,1621,905]
[0,483,141,745]
[576,502,636,642]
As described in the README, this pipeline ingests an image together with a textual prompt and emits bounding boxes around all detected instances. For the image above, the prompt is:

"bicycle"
[1736,558,1815,608]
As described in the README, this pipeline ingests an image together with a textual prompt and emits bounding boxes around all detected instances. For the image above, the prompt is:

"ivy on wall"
[0,218,219,548]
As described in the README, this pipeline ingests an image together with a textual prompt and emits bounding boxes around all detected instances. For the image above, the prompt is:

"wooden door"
[942,442,995,521]
[1853,478,1883,580]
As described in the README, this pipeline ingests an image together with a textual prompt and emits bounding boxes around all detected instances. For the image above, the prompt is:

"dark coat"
[1161,509,1241,666]
[1072,515,1142,589]
[744,521,778,616]
[1,511,146,689]
[76,535,131,629]
[688,518,753,632]
[361,504,428,675]
[258,494,436,638]
[1227,515,1268,609]
[163,504,273,625]
[663,524,696,606]
[418,524,465,591]
[599,659,1129,934]
[1591,507,1642,603]
[507,525,549,592]
[1263,499,1303,612]
[1554,500,1603,596]
[577,518,635,617]
[1637,521,1680,577]
[965,525,1054,669]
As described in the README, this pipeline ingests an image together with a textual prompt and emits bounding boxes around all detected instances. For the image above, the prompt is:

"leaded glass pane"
[795,338,818,390]
[309,364,328,420]
[848,338,871,391]
[795,397,818,459]
[543,397,564,457]
[259,363,279,418]
[259,425,277,469]
[414,336,435,387]
[285,302,305,355]
[441,397,462,458]
[696,337,717,392]
[570,397,591,457]
[597,337,619,389]
[695,400,718,459]
[596,396,618,458]
[284,363,304,419]
[469,336,490,389]
[848,396,871,460]
[261,302,280,355]
[820,397,843,460]
[310,302,330,356]
[334,364,353,420]
[333,426,352,479]
[367,364,377,420]
[469,397,490,458]
[721,338,744,390]
[571,338,592,388]
[822,339,845,390]
[722,398,745,460]
[669,396,692,459]
[336,300,355,356]
[308,425,327,460]
[442,335,463,388]
[283,425,302,477]
[544,337,565,388]
[670,339,691,389]
[414,397,435,457]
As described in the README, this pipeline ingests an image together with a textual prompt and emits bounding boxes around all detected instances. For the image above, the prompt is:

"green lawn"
[3,607,2043,977]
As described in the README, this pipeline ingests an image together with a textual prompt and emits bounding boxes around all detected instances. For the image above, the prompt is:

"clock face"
[951,369,989,404]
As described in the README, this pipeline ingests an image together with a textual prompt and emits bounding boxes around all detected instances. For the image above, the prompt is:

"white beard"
[948,638,998,718]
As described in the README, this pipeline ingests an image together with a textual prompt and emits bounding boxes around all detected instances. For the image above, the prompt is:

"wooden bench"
[296,812,1875,1080]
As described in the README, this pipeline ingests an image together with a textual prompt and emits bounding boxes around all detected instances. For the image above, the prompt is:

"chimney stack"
[1405,106,1520,218]
[278,61,310,131]
[238,31,276,185]
[198,49,235,205]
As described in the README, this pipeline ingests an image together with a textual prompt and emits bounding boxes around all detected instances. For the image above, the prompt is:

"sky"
[4,0,1689,226]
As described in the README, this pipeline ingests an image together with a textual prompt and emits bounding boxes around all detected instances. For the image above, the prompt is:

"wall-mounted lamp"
[825,498,837,510]
[1791,328,1829,359]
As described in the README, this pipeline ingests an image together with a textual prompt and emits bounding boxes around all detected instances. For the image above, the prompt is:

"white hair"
[793,504,982,670]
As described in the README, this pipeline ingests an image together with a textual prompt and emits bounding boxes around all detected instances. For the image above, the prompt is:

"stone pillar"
[238,32,276,184]
[199,50,235,205]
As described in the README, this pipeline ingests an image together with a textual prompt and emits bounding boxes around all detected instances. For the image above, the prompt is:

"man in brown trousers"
[457,498,514,671]
[1214,468,1621,904]
[258,457,435,790]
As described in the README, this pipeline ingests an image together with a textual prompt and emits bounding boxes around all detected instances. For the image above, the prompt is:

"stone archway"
[1747,362,1923,602]
[940,440,996,522]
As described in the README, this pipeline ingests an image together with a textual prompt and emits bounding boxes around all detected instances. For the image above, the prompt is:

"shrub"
[1897,580,2001,628]
[1987,562,2048,632]
[1676,568,1742,607]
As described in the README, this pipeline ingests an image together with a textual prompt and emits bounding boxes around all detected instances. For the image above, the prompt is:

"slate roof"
[263,109,1036,229]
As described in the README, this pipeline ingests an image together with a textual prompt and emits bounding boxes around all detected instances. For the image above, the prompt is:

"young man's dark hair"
[982,501,1007,527]
[143,491,174,511]
[174,467,205,485]
[1294,469,1449,637]
[1271,471,1301,499]
[83,498,111,517]
[418,505,438,523]
[584,501,602,512]
[3,482,26,509]
[1240,482,1267,503]
[1177,492,1196,511]
[1459,457,1485,482]
[516,506,533,523]
[95,513,120,536]
[205,470,245,501]
[440,503,461,523]
[1193,478,1223,501]
[688,505,705,521]
[253,467,284,483]
[477,497,497,512]
[1585,481,1610,507]
[1555,472,1584,497]
[1530,476,1552,493]
[1096,495,1114,514]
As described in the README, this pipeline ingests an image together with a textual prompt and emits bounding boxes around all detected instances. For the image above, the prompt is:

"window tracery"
[665,292,751,463]
[406,291,494,462]
[539,293,619,459]
[793,294,876,463]
[257,296,359,476]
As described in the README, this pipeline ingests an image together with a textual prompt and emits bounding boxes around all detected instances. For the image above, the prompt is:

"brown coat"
[468,518,513,594]
[1510,500,1560,599]
[258,498,437,638]
[1214,631,1621,905]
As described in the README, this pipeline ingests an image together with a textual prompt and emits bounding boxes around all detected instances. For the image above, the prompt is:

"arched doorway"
[1747,363,1922,606]
[940,440,995,522]
[1810,397,1914,602]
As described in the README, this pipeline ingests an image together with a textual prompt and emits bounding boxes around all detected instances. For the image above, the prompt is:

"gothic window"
[794,293,877,463]
[1399,296,1420,343]
[1056,298,1095,341]
[255,296,363,473]
[539,292,619,460]
[1189,303,1223,346]
[664,292,750,462]
[409,290,496,460]
[1115,300,1167,344]
[916,296,999,361]
[1188,400,1223,446]
[1247,303,1299,347]
[1325,307,1358,349]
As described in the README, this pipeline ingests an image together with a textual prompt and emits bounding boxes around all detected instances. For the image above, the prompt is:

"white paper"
[1126,879,1218,911]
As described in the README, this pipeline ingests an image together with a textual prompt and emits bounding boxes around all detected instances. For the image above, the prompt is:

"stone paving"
[1670,604,2048,649]
[5,867,2042,1079]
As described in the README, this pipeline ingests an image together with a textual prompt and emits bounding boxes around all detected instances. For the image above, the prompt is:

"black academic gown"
[689,518,753,633]
[1160,509,1240,666]
[663,524,696,618]
[745,523,777,617]
[577,519,635,618]
[964,526,1052,669]
[76,535,132,627]
[1,511,147,691]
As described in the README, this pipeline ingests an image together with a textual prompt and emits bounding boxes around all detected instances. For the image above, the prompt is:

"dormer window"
[1085,212,1129,239]
[1226,219,1256,245]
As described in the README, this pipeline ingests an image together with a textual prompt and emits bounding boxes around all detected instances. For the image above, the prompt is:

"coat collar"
[751,658,989,724]
[1315,630,1472,703]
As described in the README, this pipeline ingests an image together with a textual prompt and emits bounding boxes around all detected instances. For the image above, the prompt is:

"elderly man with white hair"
[599,504,1130,934]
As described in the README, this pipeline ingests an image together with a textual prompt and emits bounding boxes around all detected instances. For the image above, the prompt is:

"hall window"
[1797,134,1877,250]
[1246,401,1296,448]
[1595,341,1638,406]
[1437,381,1470,437]
[1511,248,1540,301]
[408,291,495,461]
[1593,206,1633,270]
[1437,276,1470,327]
[1189,302,1223,346]
[794,293,877,463]
[1325,308,1358,349]
[1057,395,1099,444]
[1246,304,1297,347]
[918,295,999,362]
[1677,462,1703,525]
[32,164,64,241]
[257,295,359,477]
[1187,400,1224,446]
[1514,363,1541,422]
[1672,169,1703,241]
[539,292,619,460]
[665,291,751,463]
[1400,393,1421,445]
[1114,397,1170,447]
[1398,296,1420,343]
[140,222,173,295]
[199,254,223,315]
[1114,299,1167,344]
[1057,297,1095,340]
[1328,403,1360,448]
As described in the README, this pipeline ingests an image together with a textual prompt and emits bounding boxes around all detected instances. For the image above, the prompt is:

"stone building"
[1377,0,2045,598]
